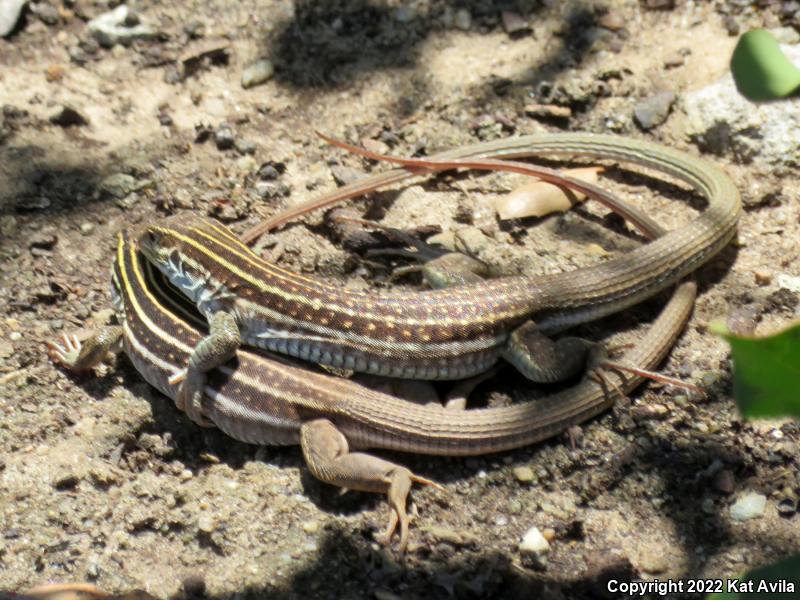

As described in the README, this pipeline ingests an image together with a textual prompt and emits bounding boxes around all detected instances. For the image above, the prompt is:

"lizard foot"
[47,333,84,370]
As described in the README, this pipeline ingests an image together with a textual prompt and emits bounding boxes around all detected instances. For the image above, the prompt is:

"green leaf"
[712,319,800,418]
[730,29,800,101]
[708,554,800,599]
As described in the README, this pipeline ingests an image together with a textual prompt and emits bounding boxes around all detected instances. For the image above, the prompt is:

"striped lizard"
[137,133,738,426]
[49,232,696,552]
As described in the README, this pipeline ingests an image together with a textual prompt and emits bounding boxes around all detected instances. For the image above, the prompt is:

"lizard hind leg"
[300,418,443,553]
[501,321,596,383]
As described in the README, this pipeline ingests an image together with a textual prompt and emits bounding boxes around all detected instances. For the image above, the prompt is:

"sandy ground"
[1,1,799,598]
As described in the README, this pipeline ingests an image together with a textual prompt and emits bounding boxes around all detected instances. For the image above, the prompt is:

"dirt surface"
[1,1,799,598]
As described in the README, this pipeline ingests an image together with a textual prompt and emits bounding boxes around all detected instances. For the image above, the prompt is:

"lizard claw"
[47,333,83,370]
[377,469,446,554]
[168,367,187,385]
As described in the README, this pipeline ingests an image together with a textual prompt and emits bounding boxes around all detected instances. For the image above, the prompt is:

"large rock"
[683,44,800,165]
[0,0,26,37]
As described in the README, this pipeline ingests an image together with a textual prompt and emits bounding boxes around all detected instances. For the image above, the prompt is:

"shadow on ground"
[265,0,601,117]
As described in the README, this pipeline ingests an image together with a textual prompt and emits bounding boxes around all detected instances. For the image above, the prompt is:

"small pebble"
[513,466,534,483]
[633,91,676,130]
[330,164,364,186]
[713,470,735,494]
[197,514,216,533]
[501,11,530,35]
[215,125,235,150]
[241,59,275,89]
[302,520,319,534]
[100,173,137,199]
[454,227,489,255]
[519,526,550,567]
[777,497,797,517]
[701,497,716,515]
[586,243,608,256]
[673,394,689,408]
[258,163,282,180]
[33,3,61,26]
[184,20,206,39]
[88,5,154,47]
[80,222,95,235]
[86,557,101,579]
[598,13,625,31]
[50,105,89,127]
[631,403,669,421]
[663,53,685,68]
[235,138,256,155]
[236,155,257,173]
[637,547,669,574]
[723,15,740,36]
[730,491,767,521]
[255,181,289,199]
[754,270,772,286]
[454,9,471,31]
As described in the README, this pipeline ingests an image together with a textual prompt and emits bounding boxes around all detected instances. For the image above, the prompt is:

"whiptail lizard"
[137,133,738,424]
[50,232,696,552]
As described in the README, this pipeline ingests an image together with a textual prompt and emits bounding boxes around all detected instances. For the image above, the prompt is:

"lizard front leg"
[300,418,444,553]
[169,310,240,427]
[48,327,124,372]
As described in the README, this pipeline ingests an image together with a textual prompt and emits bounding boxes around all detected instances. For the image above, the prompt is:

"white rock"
[0,0,26,37]
[777,273,800,293]
[519,525,551,562]
[241,59,275,89]
[88,5,155,47]
[730,491,767,521]
[682,45,800,165]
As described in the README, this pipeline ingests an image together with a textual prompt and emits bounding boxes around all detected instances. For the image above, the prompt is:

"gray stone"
[454,9,471,30]
[88,5,155,48]
[31,2,58,25]
[633,91,676,130]
[99,173,137,199]
[214,124,235,150]
[235,138,256,155]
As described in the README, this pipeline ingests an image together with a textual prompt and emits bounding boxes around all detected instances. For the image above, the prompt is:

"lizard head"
[138,215,248,306]
[138,215,217,304]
